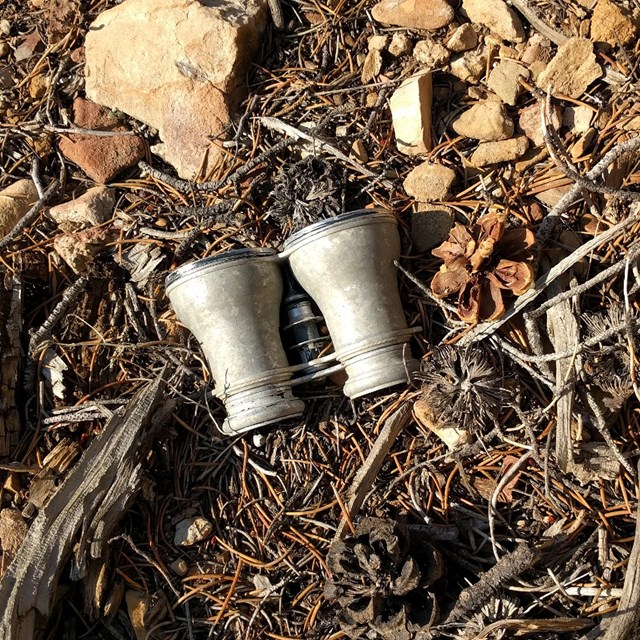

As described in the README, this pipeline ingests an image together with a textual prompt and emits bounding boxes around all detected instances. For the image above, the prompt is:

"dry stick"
[332,402,413,542]
[28,277,89,356]
[599,465,640,640]
[580,387,635,477]
[23,277,89,396]
[139,139,291,193]
[441,541,545,627]
[536,136,640,250]
[258,116,395,188]
[459,211,640,345]
[495,318,640,364]
[542,90,640,204]
[509,0,568,44]
[527,243,640,320]
[0,179,59,252]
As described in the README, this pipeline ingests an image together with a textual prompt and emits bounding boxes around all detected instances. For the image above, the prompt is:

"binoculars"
[166,210,419,435]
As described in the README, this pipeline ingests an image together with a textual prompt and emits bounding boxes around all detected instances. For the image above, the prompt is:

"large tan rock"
[372,0,454,31]
[590,0,637,47]
[452,101,514,141]
[0,179,38,237]
[462,0,524,42]
[445,23,477,52]
[449,51,486,83]
[390,72,432,156]
[84,0,268,179]
[403,161,455,201]
[537,38,601,99]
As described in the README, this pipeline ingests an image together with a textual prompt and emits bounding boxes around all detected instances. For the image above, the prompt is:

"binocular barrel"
[283,210,418,398]
[166,248,305,435]
[166,211,418,435]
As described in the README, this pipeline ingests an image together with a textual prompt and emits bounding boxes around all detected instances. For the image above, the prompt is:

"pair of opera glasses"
[166,210,418,435]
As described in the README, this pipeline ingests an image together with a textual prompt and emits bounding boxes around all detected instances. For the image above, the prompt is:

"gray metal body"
[282,210,418,398]
[165,249,304,435]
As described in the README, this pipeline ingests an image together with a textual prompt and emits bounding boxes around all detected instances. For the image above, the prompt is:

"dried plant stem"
[0,179,59,251]
[139,139,291,193]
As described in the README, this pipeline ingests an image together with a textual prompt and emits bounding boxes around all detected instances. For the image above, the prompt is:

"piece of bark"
[442,541,542,626]
[0,374,171,640]
[334,402,413,541]
[546,274,580,473]
[0,271,22,459]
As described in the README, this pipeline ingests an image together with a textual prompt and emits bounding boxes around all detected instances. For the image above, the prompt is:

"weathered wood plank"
[0,374,171,640]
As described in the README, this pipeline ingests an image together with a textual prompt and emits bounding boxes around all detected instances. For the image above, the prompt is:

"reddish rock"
[58,97,145,183]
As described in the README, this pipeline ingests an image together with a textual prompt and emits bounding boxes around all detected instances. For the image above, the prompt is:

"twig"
[139,139,291,193]
[258,116,394,188]
[44,124,139,137]
[0,179,60,252]
[509,0,568,44]
[489,452,532,561]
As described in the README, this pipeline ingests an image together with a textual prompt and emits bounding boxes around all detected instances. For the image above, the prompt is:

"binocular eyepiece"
[166,210,418,435]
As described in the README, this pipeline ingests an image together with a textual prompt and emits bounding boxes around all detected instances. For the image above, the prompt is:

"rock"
[174,516,213,546]
[462,0,525,42]
[452,101,514,141]
[350,139,369,163]
[389,72,432,156]
[368,34,388,51]
[521,37,552,80]
[570,127,596,158]
[403,161,455,201]
[514,147,549,172]
[28,73,48,99]
[521,35,552,66]
[413,39,450,70]
[58,98,145,183]
[85,0,268,179]
[536,183,572,207]
[388,32,413,57]
[563,105,593,133]
[170,558,189,576]
[537,38,601,99]
[53,227,106,273]
[125,591,152,640]
[0,179,38,237]
[371,0,454,31]
[487,60,529,105]
[470,135,529,166]
[48,186,115,232]
[411,204,454,252]
[361,48,383,83]
[0,508,28,556]
[518,102,562,146]
[449,51,486,83]
[590,0,637,47]
[14,31,42,62]
[445,23,477,52]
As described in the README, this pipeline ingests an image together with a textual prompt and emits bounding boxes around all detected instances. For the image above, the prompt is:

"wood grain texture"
[0,374,170,640]
[0,271,22,460]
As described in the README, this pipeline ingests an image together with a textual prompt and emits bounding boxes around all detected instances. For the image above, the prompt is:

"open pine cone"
[430,212,535,323]
[324,517,442,639]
